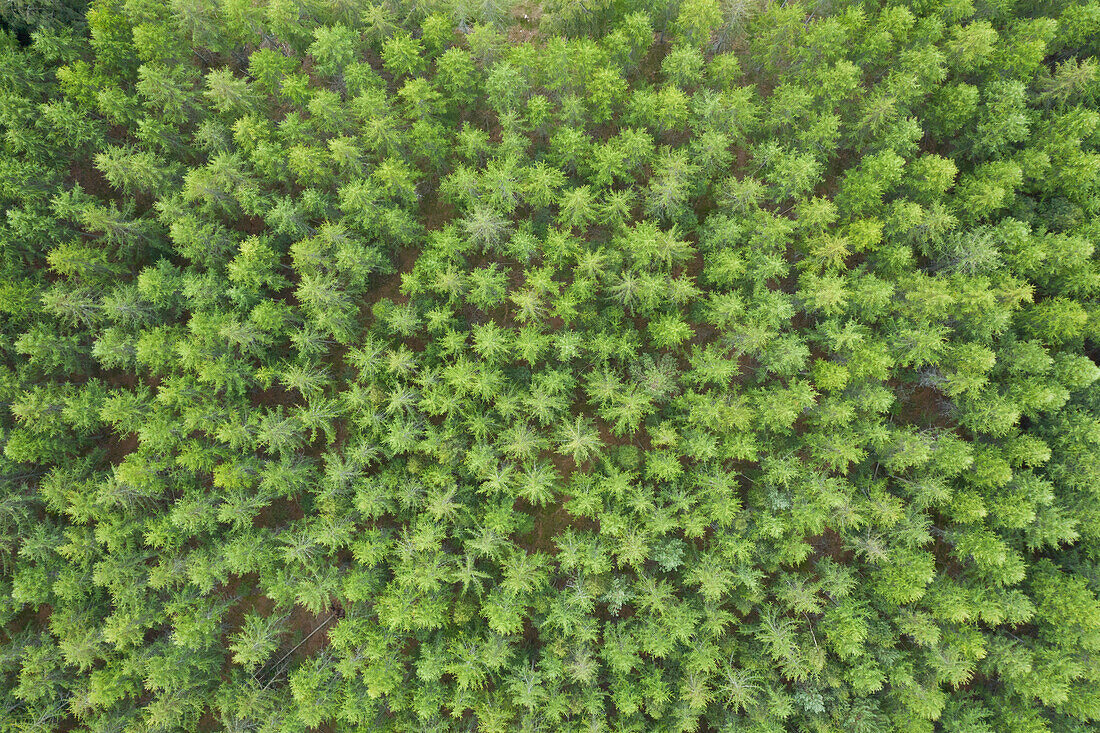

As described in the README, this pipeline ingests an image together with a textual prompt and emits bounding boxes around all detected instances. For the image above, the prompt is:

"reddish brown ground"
[892,382,953,429]
[67,161,114,200]
[100,431,140,465]
[507,2,543,44]
[805,527,852,564]
[516,497,599,555]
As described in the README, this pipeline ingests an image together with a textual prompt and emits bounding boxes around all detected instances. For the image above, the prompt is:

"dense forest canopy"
[1,0,1100,730]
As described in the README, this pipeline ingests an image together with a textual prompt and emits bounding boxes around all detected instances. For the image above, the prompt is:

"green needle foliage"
[2,0,1100,731]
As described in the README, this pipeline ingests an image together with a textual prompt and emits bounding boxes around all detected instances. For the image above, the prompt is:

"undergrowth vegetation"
[2,0,1100,730]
